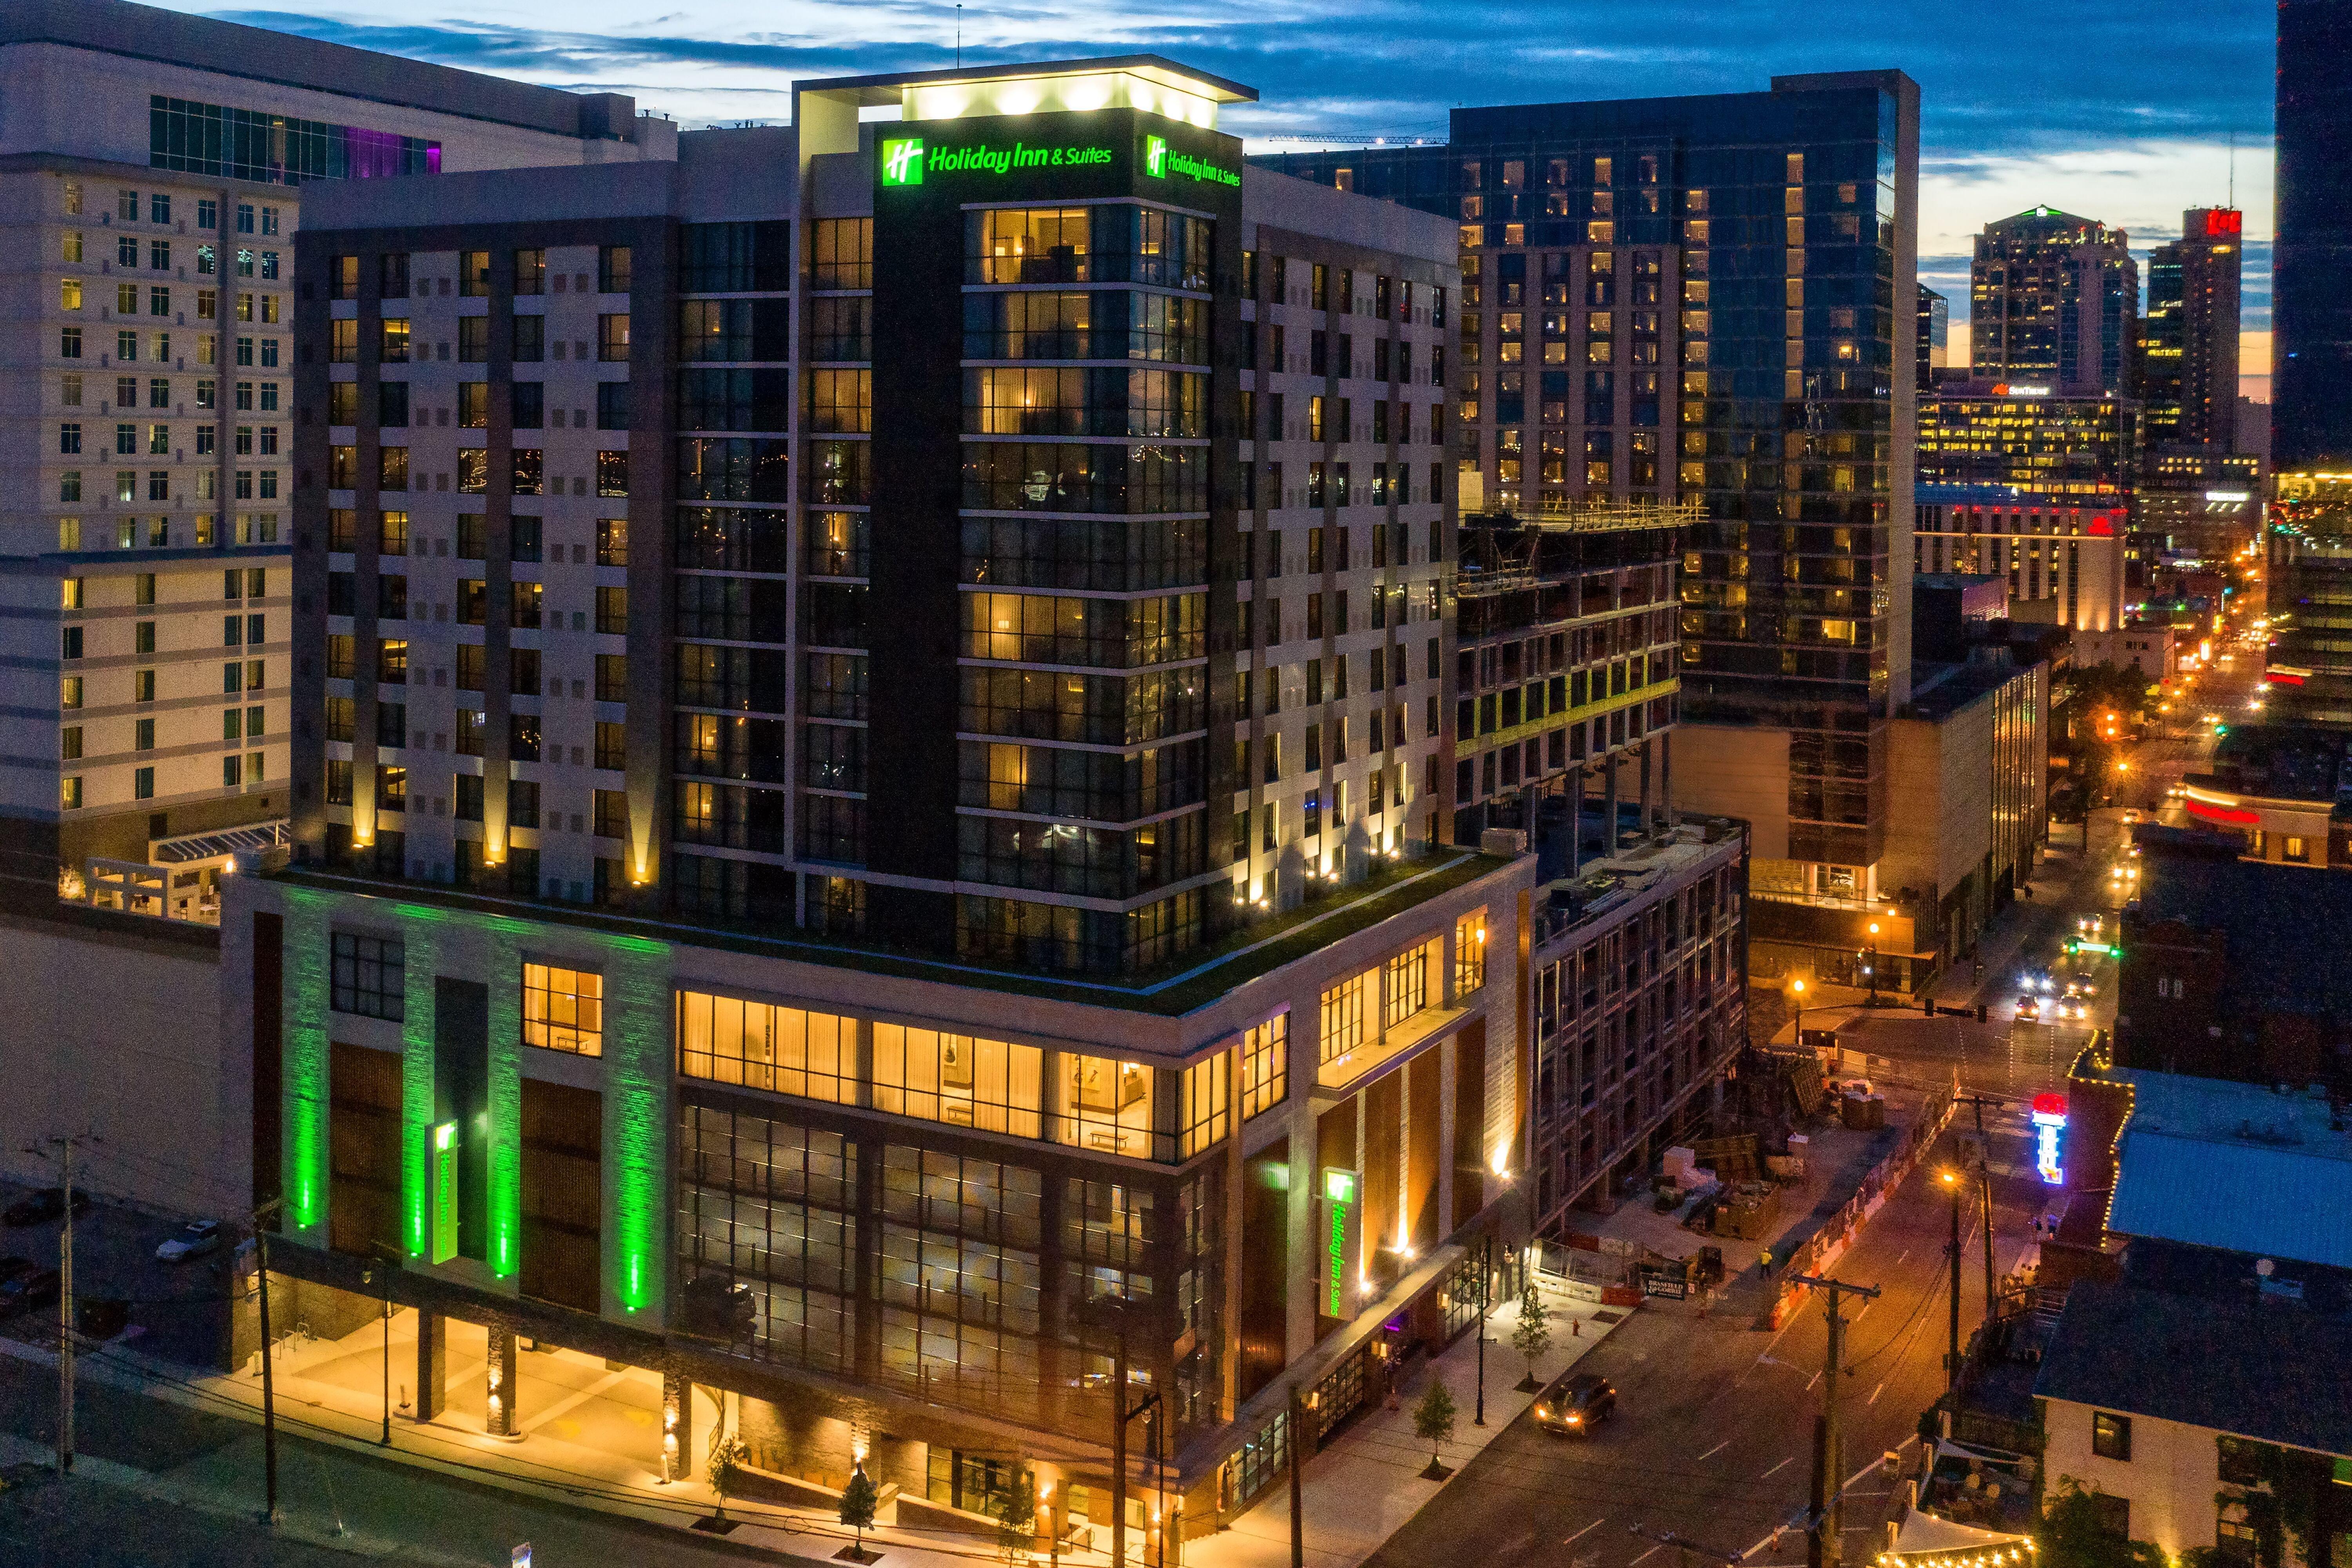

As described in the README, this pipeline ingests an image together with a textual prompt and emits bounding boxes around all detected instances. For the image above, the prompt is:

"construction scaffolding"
[1456,498,1701,599]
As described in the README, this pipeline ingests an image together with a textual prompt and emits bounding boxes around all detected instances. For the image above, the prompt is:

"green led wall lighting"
[280,889,334,1234]
[604,937,673,1315]
[401,918,441,1260]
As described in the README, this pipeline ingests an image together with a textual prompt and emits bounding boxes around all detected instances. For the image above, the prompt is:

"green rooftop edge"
[264,851,1518,1019]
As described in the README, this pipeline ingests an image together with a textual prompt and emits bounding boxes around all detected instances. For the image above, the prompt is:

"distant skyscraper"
[2275,0,2352,469]
[1917,283,1948,393]
[2142,208,2243,451]
[1969,207,2138,393]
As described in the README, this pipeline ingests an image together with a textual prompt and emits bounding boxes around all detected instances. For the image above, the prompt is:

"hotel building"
[231,56,1548,1540]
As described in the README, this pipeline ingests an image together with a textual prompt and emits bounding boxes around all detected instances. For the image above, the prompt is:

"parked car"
[2,1189,89,1227]
[1532,1371,1617,1436]
[156,1220,223,1263]
[0,1267,61,1315]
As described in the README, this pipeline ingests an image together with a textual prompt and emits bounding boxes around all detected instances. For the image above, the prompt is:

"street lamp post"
[1788,977,1807,1050]
[1864,922,1883,1008]
[1941,1170,1962,1393]
[1473,1235,1491,1426]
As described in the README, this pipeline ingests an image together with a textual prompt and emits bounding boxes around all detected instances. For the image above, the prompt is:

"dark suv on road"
[1532,1371,1617,1435]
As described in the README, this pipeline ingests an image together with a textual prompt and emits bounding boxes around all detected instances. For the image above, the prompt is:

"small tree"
[1412,1376,1458,1479]
[1511,1275,1552,1392]
[840,1466,881,1560]
[707,1429,745,1520]
[2038,1477,2166,1568]
[995,1478,1037,1560]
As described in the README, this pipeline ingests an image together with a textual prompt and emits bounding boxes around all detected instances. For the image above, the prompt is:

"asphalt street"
[1361,1113,2049,1568]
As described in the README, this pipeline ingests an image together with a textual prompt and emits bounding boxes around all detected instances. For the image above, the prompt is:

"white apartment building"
[0,0,675,909]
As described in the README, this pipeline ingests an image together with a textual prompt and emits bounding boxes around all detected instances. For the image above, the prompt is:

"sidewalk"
[0,1276,1625,1568]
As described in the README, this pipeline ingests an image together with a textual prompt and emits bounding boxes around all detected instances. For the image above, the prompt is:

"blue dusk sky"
[193,0,2276,395]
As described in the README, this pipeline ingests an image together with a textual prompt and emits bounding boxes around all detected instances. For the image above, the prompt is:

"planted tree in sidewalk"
[1413,1376,1458,1480]
[840,1466,882,1561]
[995,1477,1038,1560]
[1511,1276,1552,1391]
[708,1428,746,1521]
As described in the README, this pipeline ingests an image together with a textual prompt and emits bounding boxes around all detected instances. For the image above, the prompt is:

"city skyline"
[186,0,2276,394]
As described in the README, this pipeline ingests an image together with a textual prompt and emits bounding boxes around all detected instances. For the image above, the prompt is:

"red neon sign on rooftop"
[2201,209,2243,238]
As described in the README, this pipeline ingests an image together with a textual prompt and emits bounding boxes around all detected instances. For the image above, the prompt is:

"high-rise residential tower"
[0,0,674,915]
[2141,208,2243,452]
[2275,0,2352,470]
[1257,70,1921,909]
[1917,282,1949,393]
[1969,207,2139,394]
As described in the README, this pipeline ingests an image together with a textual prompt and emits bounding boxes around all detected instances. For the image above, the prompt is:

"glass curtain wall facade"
[1257,72,1918,869]
[2275,0,2352,471]
[862,107,1244,972]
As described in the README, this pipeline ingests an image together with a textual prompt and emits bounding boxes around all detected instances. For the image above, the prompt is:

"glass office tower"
[1258,72,1919,879]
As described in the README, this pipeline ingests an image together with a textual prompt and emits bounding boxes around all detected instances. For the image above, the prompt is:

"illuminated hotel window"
[1241,1013,1289,1119]
[523,962,603,1055]
[1455,909,1489,994]
[871,1024,1043,1138]
[678,989,852,1100]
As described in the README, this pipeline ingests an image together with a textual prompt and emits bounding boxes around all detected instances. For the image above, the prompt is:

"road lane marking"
[1697,1439,1730,1461]
[1805,1370,1821,1391]
[1563,1520,1606,1547]
[1762,1456,1796,1478]
[1895,1249,1909,1264]
[1633,1548,1662,1565]
[1867,1379,1886,1406]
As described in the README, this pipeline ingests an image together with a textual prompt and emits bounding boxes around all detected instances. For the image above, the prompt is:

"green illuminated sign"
[1143,134,1241,187]
[431,1121,459,1264]
[884,138,1114,187]
[1321,1167,1359,1318]
[880,137,925,187]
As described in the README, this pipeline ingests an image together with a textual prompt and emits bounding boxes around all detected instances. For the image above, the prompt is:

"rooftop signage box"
[874,107,1243,205]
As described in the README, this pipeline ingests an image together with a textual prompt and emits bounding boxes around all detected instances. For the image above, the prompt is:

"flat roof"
[2036,1279,2352,1455]
[796,54,1256,109]
[2,0,620,141]
[266,849,1514,1018]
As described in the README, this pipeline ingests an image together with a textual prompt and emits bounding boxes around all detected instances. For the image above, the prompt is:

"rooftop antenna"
[956,5,962,69]
[2228,129,2236,211]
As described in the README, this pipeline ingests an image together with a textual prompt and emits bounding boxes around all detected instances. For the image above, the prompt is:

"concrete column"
[1603,757,1619,857]
[414,1310,446,1423]
[1659,731,1673,824]
[1639,739,1654,838]
[1566,768,1584,877]
[486,1320,519,1438]
[661,1369,691,1481]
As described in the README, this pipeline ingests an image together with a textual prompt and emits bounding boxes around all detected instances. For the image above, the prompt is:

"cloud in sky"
[189,0,2277,330]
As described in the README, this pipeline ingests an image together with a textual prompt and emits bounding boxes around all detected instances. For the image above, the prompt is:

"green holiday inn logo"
[1141,133,1240,187]
[880,137,924,186]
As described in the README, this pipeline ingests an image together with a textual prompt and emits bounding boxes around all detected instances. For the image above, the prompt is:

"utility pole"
[1955,1094,2001,1320]
[27,1132,95,1478]
[57,1136,77,1477]
[251,1198,285,1526]
[1943,1171,1963,1392]
[1788,1272,1879,1568]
